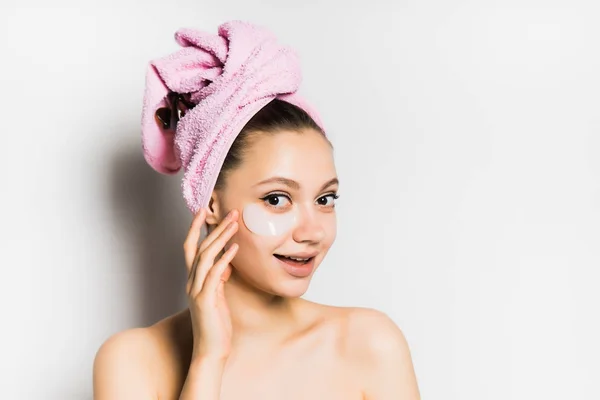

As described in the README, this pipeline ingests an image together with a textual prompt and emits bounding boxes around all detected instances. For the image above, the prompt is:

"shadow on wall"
[108,140,189,327]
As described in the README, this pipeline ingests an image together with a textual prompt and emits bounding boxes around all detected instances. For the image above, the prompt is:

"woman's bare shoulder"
[343,306,409,350]
[300,300,398,331]
[93,309,192,399]
[340,306,420,398]
[297,301,402,345]
[302,301,412,362]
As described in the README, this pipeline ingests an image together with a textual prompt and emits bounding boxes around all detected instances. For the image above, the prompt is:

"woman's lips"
[274,254,316,278]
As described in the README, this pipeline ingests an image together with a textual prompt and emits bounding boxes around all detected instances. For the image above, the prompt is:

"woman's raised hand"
[183,208,239,362]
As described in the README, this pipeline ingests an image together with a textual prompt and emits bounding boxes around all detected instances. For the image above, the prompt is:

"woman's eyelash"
[259,193,292,208]
[259,192,339,210]
[260,192,290,201]
[260,193,339,200]
[318,193,339,206]
[319,192,339,200]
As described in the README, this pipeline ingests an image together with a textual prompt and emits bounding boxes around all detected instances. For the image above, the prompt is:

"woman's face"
[216,128,338,298]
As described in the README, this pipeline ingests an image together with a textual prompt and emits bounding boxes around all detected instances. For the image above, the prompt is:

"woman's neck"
[223,269,302,341]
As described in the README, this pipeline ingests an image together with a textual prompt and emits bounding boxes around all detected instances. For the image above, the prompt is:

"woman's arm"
[178,355,226,399]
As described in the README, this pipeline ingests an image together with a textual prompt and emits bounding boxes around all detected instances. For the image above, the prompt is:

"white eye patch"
[242,203,298,236]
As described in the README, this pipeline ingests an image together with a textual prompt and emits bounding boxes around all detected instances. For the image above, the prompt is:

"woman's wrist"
[191,352,228,369]
[191,345,230,365]
[179,354,228,400]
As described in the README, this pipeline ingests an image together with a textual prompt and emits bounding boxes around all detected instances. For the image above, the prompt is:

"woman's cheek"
[235,222,281,258]
[323,212,337,242]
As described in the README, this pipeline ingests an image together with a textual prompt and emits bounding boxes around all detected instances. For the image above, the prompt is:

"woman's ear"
[204,191,223,226]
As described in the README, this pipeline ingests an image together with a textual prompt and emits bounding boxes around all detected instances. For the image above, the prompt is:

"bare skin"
[93,129,420,399]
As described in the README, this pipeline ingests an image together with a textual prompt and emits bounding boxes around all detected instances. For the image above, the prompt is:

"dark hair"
[214,99,328,190]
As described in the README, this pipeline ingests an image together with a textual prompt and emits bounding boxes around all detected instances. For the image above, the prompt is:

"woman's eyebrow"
[254,176,339,192]
[319,177,339,192]
[254,177,300,190]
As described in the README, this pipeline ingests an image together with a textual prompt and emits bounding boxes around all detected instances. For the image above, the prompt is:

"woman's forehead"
[229,131,336,188]
[249,131,333,168]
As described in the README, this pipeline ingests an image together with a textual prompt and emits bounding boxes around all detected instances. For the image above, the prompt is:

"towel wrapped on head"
[141,20,325,215]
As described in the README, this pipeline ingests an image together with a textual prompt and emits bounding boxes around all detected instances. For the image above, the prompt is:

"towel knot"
[141,20,323,214]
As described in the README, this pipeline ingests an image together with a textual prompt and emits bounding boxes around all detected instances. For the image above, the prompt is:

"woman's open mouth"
[274,254,313,265]
[273,253,317,277]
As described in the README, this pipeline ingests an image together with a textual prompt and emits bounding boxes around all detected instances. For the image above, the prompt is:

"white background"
[1,1,599,399]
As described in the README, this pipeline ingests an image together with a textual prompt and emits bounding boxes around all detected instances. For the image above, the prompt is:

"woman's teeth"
[288,256,308,262]
[275,254,311,263]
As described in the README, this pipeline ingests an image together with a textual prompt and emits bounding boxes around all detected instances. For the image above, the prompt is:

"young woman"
[93,21,420,400]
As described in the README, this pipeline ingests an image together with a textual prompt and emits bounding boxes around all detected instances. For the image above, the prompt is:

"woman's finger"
[190,221,239,295]
[221,264,233,282]
[183,208,207,272]
[185,208,236,283]
[198,209,239,254]
[195,243,239,297]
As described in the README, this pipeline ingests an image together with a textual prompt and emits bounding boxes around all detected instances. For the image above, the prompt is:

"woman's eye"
[317,194,339,207]
[263,194,291,208]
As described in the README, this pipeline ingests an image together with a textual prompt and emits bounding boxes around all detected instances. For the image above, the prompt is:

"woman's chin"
[277,284,308,299]
[255,276,313,299]
[272,280,311,298]
[231,269,312,298]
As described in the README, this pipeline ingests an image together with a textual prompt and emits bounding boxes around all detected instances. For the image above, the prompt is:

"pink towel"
[141,20,324,215]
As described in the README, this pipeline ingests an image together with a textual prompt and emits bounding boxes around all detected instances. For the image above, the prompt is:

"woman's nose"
[291,208,326,244]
